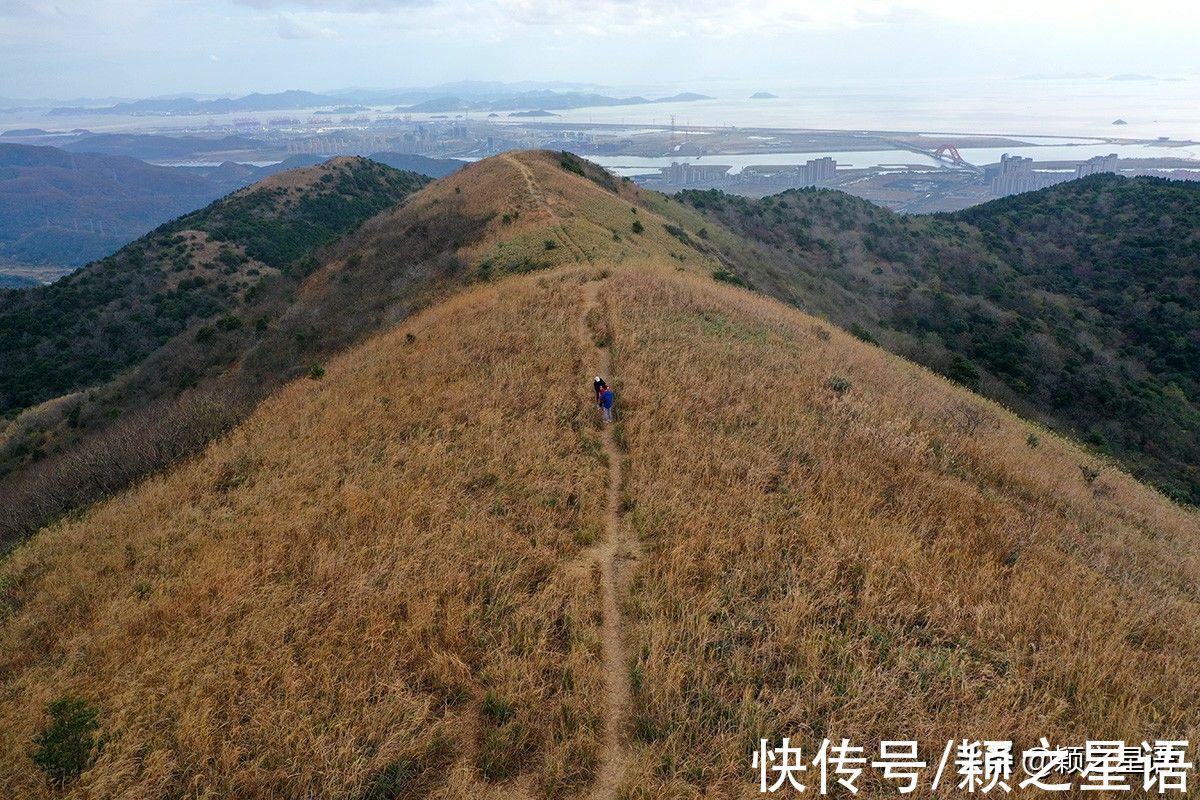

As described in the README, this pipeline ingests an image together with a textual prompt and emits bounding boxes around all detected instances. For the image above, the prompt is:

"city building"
[806,157,836,182]
[989,153,1072,196]
[1075,153,1119,178]
[659,162,733,186]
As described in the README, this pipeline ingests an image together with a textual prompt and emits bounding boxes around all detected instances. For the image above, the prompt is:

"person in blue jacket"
[599,383,615,423]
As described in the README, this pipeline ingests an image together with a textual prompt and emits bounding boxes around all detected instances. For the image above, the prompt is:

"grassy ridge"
[2,259,1196,796]
[3,152,1198,796]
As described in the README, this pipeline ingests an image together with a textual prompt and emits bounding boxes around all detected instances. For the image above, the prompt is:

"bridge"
[929,143,984,173]
[884,139,984,173]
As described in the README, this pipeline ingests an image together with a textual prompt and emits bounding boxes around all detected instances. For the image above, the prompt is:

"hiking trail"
[501,152,591,264]
[576,277,638,799]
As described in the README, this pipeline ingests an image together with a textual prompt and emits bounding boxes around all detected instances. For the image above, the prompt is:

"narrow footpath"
[577,278,638,800]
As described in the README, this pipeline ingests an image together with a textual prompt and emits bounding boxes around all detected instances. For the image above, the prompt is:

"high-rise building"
[806,157,836,183]
[991,154,1038,196]
[659,161,732,186]
[1075,153,1119,178]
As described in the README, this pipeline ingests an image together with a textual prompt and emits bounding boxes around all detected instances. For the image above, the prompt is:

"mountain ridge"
[0,150,706,544]
[1,251,1196,796]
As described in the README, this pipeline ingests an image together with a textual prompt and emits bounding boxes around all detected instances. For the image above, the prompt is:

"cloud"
[241,0,431,9]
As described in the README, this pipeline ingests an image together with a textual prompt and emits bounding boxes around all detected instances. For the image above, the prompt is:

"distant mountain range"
[46,86,713,116]
[400,91,711,113]
[0,144,250,271]
[48,90,336,116]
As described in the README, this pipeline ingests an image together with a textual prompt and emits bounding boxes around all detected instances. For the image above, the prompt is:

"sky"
[2,0,1199,99]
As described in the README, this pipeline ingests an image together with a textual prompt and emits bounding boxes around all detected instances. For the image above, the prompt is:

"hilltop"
[0,151,715,544]
[660,175,1200,502]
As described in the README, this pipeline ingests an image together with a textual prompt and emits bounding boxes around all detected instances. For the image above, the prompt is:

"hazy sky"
[2,0,1199,99]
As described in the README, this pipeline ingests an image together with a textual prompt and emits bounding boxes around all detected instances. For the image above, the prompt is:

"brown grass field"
[1,152,1198,798]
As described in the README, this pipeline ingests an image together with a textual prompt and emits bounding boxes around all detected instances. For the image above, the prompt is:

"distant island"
[508,109,558,118]
[749,92,779,99]
[1017,72,1098,80]
[1112,118,1128,125]
[657,92,712,102]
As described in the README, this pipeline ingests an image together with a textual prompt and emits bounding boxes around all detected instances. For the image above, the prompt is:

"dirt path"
[576,278,638,800]
[501,153,591,264]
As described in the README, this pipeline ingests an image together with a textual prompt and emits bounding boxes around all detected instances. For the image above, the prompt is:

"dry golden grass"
[356,150,721,279]
[2,154,1198,798]
[603,265,1200,797]
[0,269,614,798]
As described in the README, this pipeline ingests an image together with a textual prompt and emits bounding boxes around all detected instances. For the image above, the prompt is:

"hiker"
[593,375,607,405]
[599,384,614,424]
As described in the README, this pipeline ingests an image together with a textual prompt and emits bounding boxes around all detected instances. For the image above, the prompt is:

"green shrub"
[847,322,877,345]
[663,224,692,245]
[31,696,101,787]
[361,758,416,800]
[215,313,241,332]
[712,269,747,288]
[829,376,852,394]
[558,151,586,177]
[308,364,326,380]
[631,220,645,234]
[482,690,512,725]
[947,354,981,389]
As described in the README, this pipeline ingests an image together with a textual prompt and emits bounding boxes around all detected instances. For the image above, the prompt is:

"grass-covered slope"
[1,260,1196,797]
[0,271,610,797]
[608,267,1200,794]
[659,176,1200,503]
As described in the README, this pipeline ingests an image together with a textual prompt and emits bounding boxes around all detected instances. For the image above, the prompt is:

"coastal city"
[5,104,1198,214]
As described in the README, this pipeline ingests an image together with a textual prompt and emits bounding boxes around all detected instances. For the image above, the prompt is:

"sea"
[3,76,1198,173]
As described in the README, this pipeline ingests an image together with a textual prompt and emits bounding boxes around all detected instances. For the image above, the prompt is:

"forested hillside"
[661,175,1200,502]
[0,143,246,273]
[0,158,431,542]
[0,157,429,417]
